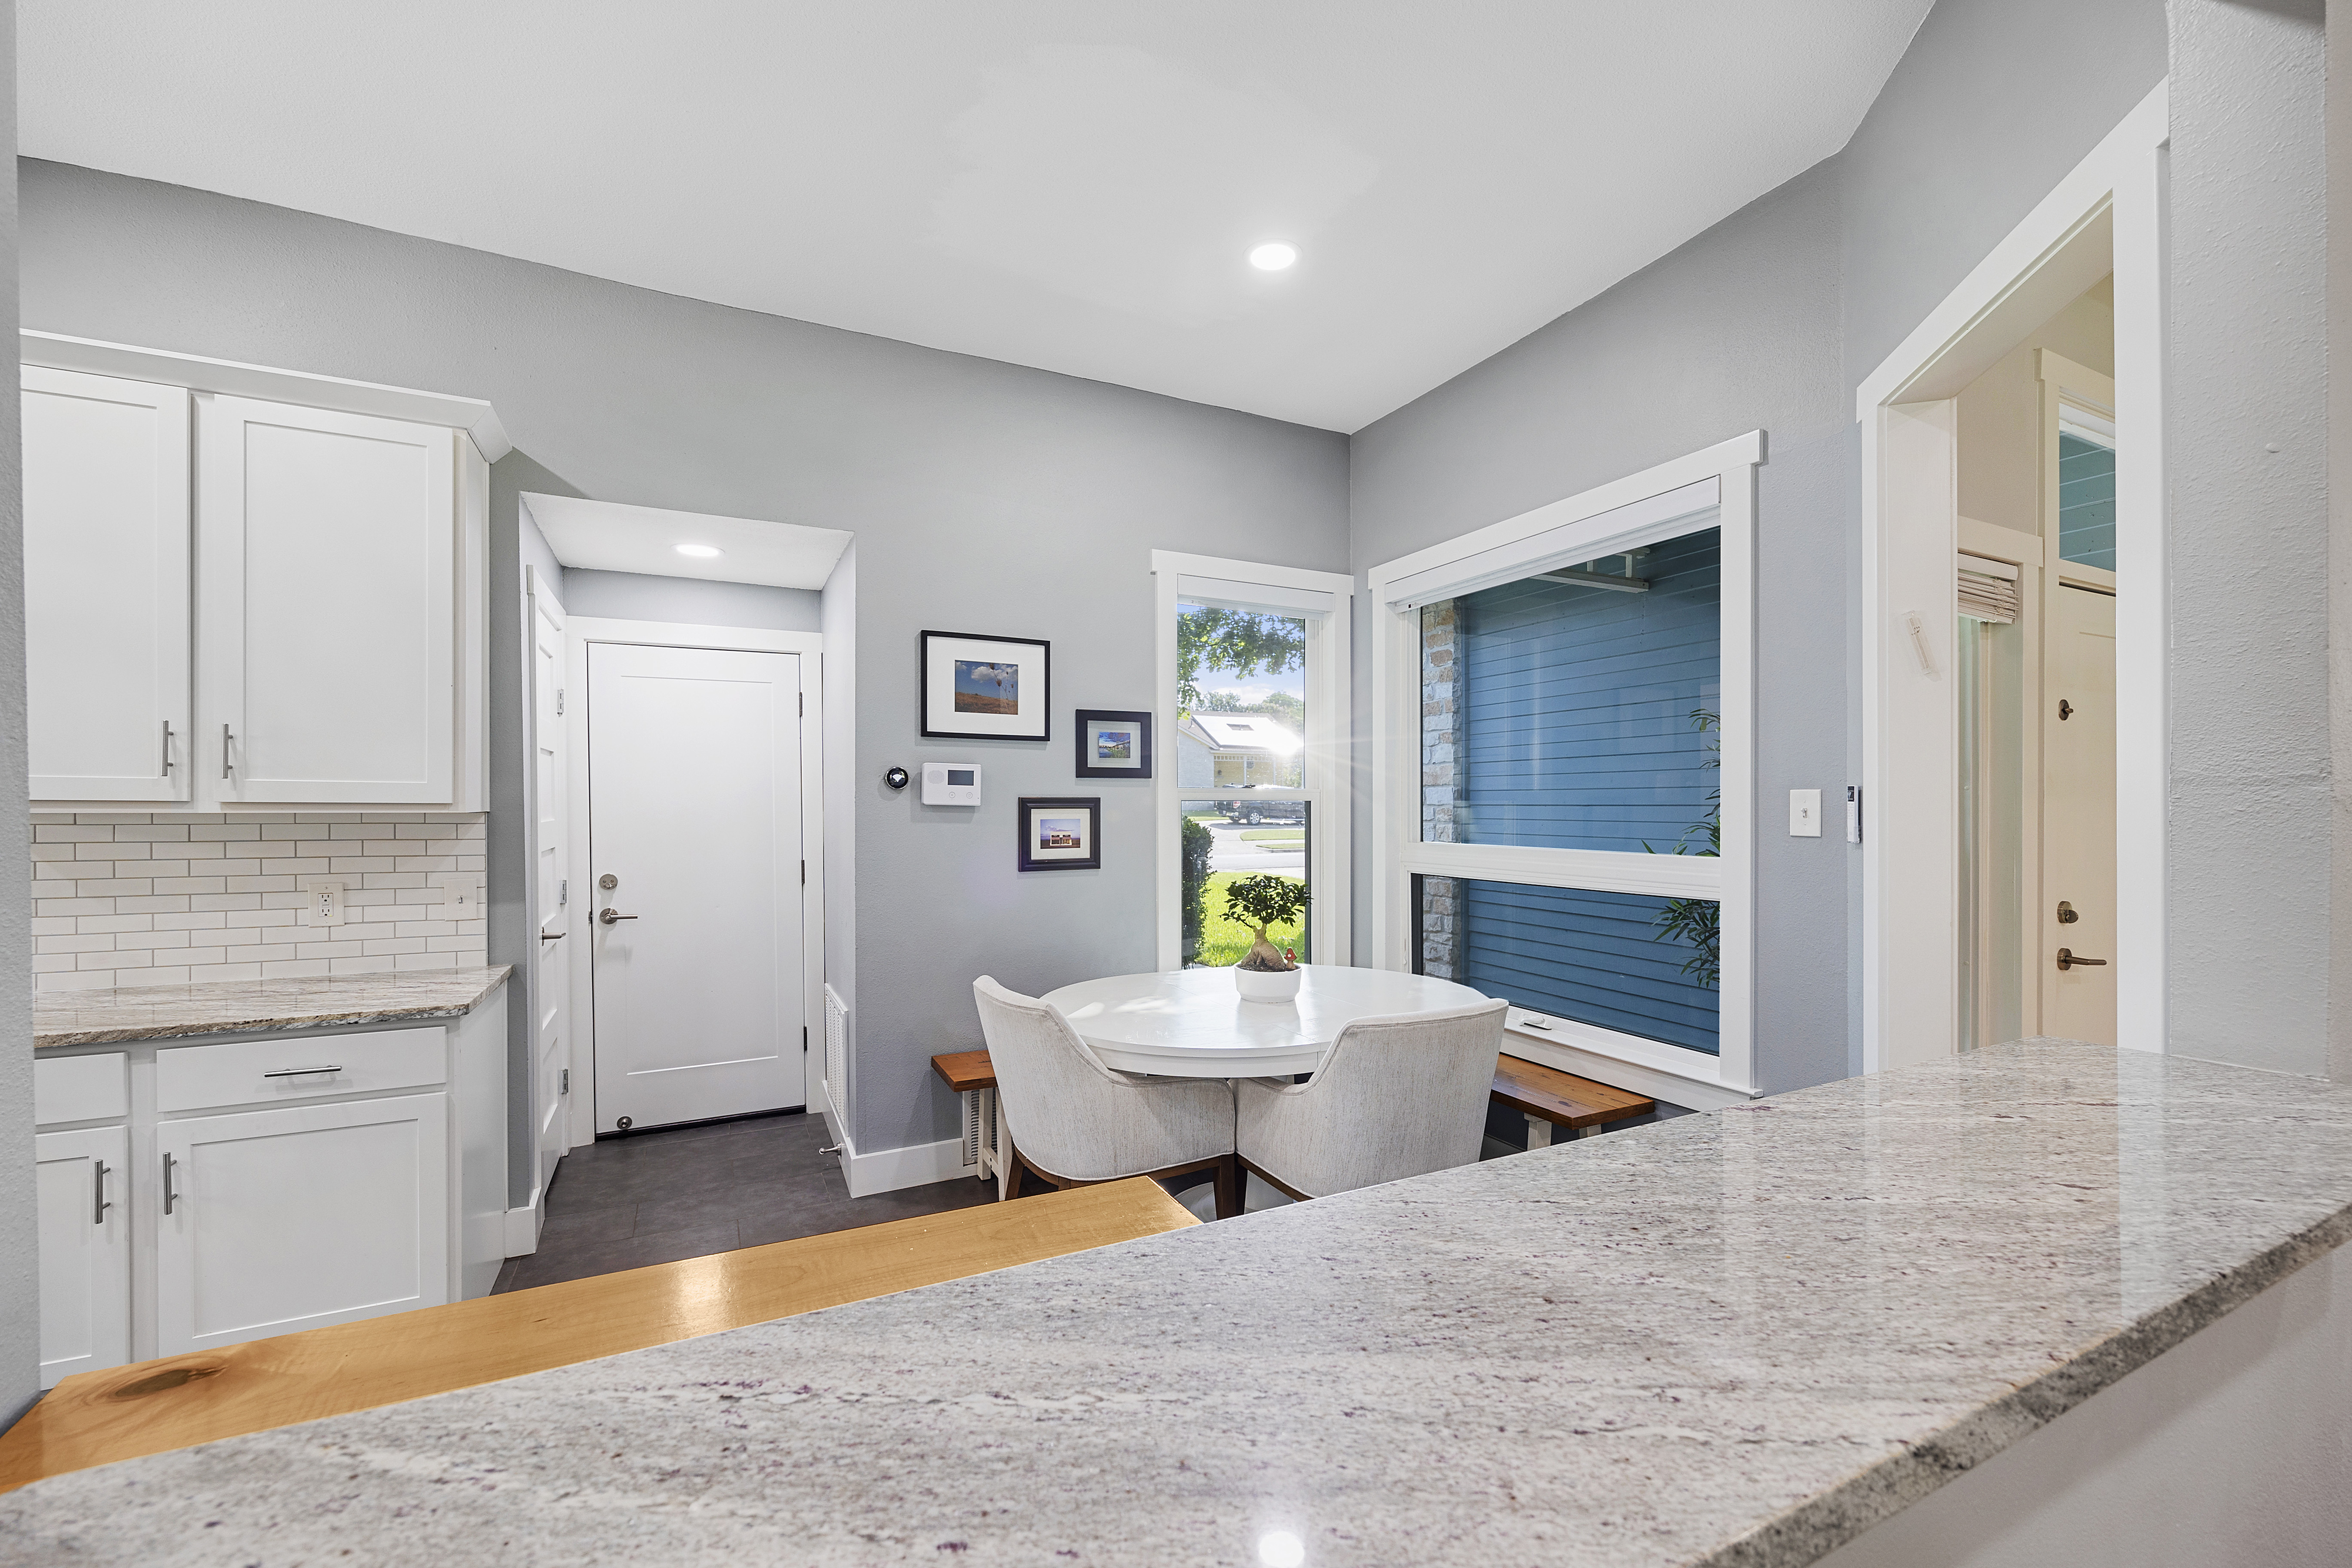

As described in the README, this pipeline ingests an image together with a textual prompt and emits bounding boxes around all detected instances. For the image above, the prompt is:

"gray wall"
[2166,0,2330,1078]
[0,3,33,1427]
[560,569,822,633]
[18,159,1351,1163]
[1348,0,2170,1093]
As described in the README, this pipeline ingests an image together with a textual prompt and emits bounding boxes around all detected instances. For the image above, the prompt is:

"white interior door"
[198,395,455,803]
[528,571,571,1197]
[156,1094,449,1355]
[2042,583,2117,1044]
[36,1125,131,1389]
[588,643,804,1132]
[22,367,191,803]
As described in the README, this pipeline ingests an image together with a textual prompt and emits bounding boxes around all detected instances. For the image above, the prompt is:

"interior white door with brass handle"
[2042,583,2117,1043]
[587,642,805,1132]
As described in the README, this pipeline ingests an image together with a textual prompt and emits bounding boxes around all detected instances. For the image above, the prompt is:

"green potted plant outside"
[1223,874,1310,1002]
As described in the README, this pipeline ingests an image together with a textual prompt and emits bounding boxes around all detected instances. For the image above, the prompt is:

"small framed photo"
[1074,709,1153,780]
[922,631,1050,743]
[1017,797,1101,872]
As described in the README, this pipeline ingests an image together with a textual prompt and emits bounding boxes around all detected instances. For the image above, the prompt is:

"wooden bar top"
[931,1048,997,1092]
[1492,1053,1656,1129]
[0,1176,1194,1494]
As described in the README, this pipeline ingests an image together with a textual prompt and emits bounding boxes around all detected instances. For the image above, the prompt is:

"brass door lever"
[2056,948,2107,971]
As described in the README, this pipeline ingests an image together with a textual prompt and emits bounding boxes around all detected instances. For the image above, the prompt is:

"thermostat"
[923,761,982,805]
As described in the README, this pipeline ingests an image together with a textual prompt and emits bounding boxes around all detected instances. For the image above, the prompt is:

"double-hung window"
[1368,435,1759,1105]
[1152,552,1353,972]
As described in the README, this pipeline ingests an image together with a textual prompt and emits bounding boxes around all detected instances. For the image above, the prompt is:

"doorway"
[585,640,809,1132]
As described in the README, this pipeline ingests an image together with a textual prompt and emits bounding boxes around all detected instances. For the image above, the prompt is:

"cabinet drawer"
[156,1027,446,1112]
[34,1054,129,1126]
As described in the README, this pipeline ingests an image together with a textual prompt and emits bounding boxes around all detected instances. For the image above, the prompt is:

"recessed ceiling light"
[1248,242,1299,272]
[674,543,722,559]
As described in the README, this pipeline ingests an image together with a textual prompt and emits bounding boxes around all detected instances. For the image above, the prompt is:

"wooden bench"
[934,1048,1654,1159]
[0,1176,1192,1494]
[1492,1053,1655,1146]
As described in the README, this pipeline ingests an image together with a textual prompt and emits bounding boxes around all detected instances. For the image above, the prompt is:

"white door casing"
[35,1124,132,1388]
[588,643,806,1131]
[527,569,570,1199]
[156,1092,450,1355]
[22,367,191,803]
[198,395,455,804]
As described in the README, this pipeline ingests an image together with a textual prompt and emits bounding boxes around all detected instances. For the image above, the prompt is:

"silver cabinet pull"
[598,908,638,925]
[161,721,175,777]
[93,1159,112,1226]
[263,1064,343,1078]
[163,1151,178,1215]
[221,724,235,780]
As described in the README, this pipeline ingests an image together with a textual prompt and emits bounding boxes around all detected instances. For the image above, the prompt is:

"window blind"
[1957,553,2020,623]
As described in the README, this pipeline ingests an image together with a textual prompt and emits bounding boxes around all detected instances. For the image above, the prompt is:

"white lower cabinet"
[35,1125,132,1389]
[156,1094,450,1356]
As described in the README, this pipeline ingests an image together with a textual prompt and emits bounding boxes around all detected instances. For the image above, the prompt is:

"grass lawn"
[1185,811,1228,824]
[1238,829,1304,842]
[1194,870,1307,967]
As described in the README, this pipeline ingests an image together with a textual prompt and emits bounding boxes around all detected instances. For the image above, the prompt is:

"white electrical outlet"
[307,881,346,927]
[1789,788,1822,838]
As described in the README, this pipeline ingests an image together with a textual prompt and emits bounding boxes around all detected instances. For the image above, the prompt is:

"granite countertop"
[32,966,513,1048]
[7,1039,2351,1566]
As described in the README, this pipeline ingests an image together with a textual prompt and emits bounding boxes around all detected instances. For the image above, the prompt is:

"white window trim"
[1151,551,1354,972]
[1366,432,1762,1105]
[1853,81,2166,1070]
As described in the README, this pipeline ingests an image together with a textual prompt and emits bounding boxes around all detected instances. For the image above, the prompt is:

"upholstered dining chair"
[1235,998,1508,1201]
[972,976,1241,1218]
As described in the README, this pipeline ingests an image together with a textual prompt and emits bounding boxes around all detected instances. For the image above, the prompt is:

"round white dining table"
[1039,964,1492,1079]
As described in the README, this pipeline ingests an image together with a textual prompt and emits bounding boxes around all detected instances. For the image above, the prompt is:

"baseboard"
[502,1203,542,1258]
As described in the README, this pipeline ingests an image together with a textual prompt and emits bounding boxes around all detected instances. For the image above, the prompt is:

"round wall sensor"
[884,765,910,790]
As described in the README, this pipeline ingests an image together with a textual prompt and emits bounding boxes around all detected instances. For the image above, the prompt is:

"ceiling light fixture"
[1248,242,1299,272]
[674,543,723,559]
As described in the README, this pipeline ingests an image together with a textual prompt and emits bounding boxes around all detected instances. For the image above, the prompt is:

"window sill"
[1501,1009,1756,1112]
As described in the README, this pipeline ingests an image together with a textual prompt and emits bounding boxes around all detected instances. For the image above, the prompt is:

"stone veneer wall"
[1419,602,1462,980]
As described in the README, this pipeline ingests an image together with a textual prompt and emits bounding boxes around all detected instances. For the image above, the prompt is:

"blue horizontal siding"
[1454,526,1720,851]
[2058,433,2116,571]
[1456,881,1719,1055]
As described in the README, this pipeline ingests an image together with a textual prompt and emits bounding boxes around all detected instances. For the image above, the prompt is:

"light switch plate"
[436,876,477,917]
[1789,788,1822,838]
[923,761,983,806]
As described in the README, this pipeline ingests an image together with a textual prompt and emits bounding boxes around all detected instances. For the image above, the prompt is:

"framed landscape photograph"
[1017,796,1101,871]
[921,631,1051,742]
[1074,709,1153,780]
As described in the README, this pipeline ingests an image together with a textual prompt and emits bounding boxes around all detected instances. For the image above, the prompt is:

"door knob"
[2056,948,2107,971]
[599,907,637,925]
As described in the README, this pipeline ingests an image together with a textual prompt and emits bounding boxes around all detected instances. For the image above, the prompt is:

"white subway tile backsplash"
[30,810,488,991]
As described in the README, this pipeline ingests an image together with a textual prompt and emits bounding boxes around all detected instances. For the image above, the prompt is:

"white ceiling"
[522,494,851,590]
[21,1,1930,432]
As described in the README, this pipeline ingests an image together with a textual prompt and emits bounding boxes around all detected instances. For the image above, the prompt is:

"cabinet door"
[156,1093,449,1355]
[36,1125,132,1389]
[22,367,191,802]
[198,396,454,804]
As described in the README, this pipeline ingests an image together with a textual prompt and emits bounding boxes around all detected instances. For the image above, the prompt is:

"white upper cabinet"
[22,366,192,801]
[198,396,456,804]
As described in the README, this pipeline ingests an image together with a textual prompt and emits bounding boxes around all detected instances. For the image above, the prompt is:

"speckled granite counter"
[6,1039,2350,1566]
[33,967,512,1048]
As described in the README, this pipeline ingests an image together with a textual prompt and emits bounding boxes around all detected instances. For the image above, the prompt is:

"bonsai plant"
[1223,875,1309,972]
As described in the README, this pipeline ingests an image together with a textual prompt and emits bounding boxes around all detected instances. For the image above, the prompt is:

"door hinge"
[559,878,569,907]
[560,1067,570,1095]
[803,1025,809,1053]
[801,859,806,885]
[556,688,566,715]
[799,692,804,717]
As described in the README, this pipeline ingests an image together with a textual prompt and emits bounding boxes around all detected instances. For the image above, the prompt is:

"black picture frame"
[1017,796,1101,872]
[920,630,1051,743]
[1073,709,1154,780]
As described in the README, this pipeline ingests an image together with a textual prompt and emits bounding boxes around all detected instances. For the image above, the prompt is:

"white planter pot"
[1234,964,1303,1004]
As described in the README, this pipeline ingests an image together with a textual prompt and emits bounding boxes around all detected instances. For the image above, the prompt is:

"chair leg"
[1212,1154,1241,1220]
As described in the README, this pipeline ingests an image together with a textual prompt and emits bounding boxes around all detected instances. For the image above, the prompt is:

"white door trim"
[1855,81,2167,1068]
[563,618,824,1144]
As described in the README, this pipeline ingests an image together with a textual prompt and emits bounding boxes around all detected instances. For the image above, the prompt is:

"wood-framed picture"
[921,630,1051,742]
[1074,709,1152,780]
[1017,796,1100,872]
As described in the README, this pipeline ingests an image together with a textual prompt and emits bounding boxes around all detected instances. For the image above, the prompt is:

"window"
[1153,554,1352,971]
[1370,436,1758,1102]
[2057,415,2116,572]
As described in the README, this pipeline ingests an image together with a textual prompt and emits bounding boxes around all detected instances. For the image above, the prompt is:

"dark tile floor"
[490,1109,999,1293]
